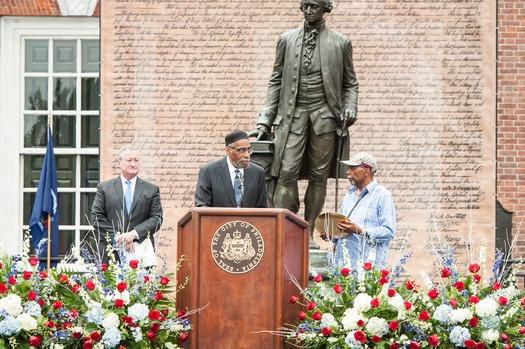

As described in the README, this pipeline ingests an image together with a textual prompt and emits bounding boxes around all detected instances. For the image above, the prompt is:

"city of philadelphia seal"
[211,220,264,274]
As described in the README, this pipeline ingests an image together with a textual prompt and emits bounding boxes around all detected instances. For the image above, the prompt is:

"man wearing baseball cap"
[195,130,267,208]
[333,152,396,269]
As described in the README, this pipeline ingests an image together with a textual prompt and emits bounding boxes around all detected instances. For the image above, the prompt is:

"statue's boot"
[304,182,327,239]
[272,182,299,214]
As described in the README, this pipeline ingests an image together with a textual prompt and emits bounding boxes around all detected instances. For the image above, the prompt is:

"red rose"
[492,282,501,291]
[27,291,37,301]
[427,289,439,299]
[122,316,133,326]
[100,263,107,271]
[0,283,7,293]
[117,282,127,292]
[441,268,451,278]
[371,298,380,308]
[428,334,439,346]
[380,269,389,277]
[8,276,16,285]
[409,342,420,349]
[147,331,156,341]
[468,317,478,327]
[150,322,160,332]
[389,343,399,349]
[498,296,508,305]
[129,260,139,268]
[307,301,316,310]
[82,341,93,349]
[372,335,381,343]
[90,332,101,341]
[404,301,412,310]
[473,274,481,283]
[387,289,396,297]
[453,282,464,291]
[73,332,82,339]
[500,333,509,342]
[23,271,32,280]
[469,295,480,304]
[389,320,399,331]
[29,257,38,266]
[37,299,44,307]
[449,298,458,307]
[149,310,161,321]
[363,262,372,271]
[519,327,525,334]
[154,292,164,301]
[39,271,48,279]
[333,284,343,294]
[340,268,350,277]
[464,339,476,348]
[178,310,187,319]
[45,320,55,328]
[52,300,62,309]
[64,322,72,329]
[298,311,306,320]
[289,296,298,304]
[72,284,80,294]
[59,275,69,284]
[29,335,42,347]
[354,330,367,343]
[0,262,2,269]
[469,263,480,273]
[69,309,78,318]
[476,343,485,349]
[357,319,365,327]
[312,311,322,320]
[521,297,525,305]
[179,333,189,342]
[115,299,124,308]
[144,276,150,283]
[313,274,322,283]
[379,277,388,286]
[159,276,170,285]
[504,345,513,349]
[418,310,430,321]
[321,327,332,336]
[86,280,96,291]
[405,280,415,290]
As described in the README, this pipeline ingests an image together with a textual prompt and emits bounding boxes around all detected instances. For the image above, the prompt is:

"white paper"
[123,238,157,268]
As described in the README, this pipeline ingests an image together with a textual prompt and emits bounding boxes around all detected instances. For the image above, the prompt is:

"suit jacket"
[257,24,359,178]
[195,157,267,208]
[91,176,163,263]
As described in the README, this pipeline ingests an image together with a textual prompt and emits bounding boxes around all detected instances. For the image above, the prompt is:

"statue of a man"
[249,0,359,239]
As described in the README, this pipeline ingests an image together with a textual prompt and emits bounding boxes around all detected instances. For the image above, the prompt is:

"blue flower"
[450,326,471,347]
[102,327,122,348]
[433,304,452,324]
[23,301,41,317]
[0,317,21,336]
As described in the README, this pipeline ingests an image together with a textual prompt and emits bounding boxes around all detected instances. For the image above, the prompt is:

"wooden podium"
[177,207,309,349]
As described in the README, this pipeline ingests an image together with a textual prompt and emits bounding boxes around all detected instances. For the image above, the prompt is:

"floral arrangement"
[286,244,525,349]
[0,234,192,349]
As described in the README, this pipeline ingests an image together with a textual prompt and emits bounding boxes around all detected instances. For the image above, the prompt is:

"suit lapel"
[220,158,237,207]
[130,177,145,214]
[112,178,125,212]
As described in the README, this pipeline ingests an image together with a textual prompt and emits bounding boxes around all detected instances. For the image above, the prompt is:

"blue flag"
[29,126,59,257]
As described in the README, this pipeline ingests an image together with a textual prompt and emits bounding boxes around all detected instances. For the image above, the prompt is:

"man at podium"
[195,130,267,208]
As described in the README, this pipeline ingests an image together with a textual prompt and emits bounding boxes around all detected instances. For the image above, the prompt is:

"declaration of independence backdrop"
[100,0,496,278]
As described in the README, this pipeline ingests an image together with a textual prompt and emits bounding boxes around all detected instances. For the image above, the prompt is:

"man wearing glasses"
[195,130,267,208]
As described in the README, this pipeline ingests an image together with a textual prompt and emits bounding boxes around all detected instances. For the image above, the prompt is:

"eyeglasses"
[228,146,253,154]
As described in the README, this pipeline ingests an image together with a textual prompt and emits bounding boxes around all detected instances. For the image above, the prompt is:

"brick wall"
[497,0,525,259]
[0,0,61,16]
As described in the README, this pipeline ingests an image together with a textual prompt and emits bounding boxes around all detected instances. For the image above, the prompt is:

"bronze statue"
[249,0,359,239]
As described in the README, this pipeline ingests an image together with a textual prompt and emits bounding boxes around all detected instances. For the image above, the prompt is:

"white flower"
[320,313,338,329]
[102,312,120,329]
[475,298,499,317]
[353,293,373,313]
[365,317,389,337]
[114,290,131,304]
[387,293,405,311]
[128,303,149,323]
[342,308,363,331]
[0,294,23,317]
[433,304,452,323]
[481,329,499,343]
[17,313,37,330]
[449,308,473,324]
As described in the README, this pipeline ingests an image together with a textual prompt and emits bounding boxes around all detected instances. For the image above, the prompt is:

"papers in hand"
[315,212,350,240]
[120,237,157,268]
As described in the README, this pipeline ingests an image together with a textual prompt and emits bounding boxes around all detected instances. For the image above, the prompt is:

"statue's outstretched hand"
[248,125,270,141]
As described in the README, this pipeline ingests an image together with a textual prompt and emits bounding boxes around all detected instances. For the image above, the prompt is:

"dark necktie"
[234,170,242,207]
[125,180,132,214]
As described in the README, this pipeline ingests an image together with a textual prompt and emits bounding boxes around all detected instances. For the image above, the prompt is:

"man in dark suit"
[195,130,267,208]
[92,145,163,264]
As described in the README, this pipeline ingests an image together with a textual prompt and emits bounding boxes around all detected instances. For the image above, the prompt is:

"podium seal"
[211,220,264,274]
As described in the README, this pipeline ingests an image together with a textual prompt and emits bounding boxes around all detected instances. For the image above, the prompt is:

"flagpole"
[47,212,51,271]
[47,115,52,272]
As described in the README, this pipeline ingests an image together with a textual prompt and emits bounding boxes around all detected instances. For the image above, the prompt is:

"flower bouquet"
[0,234,192,349]
[286,243,525,348]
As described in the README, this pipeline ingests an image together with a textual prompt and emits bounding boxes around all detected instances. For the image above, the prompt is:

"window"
[0,18,100,258]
